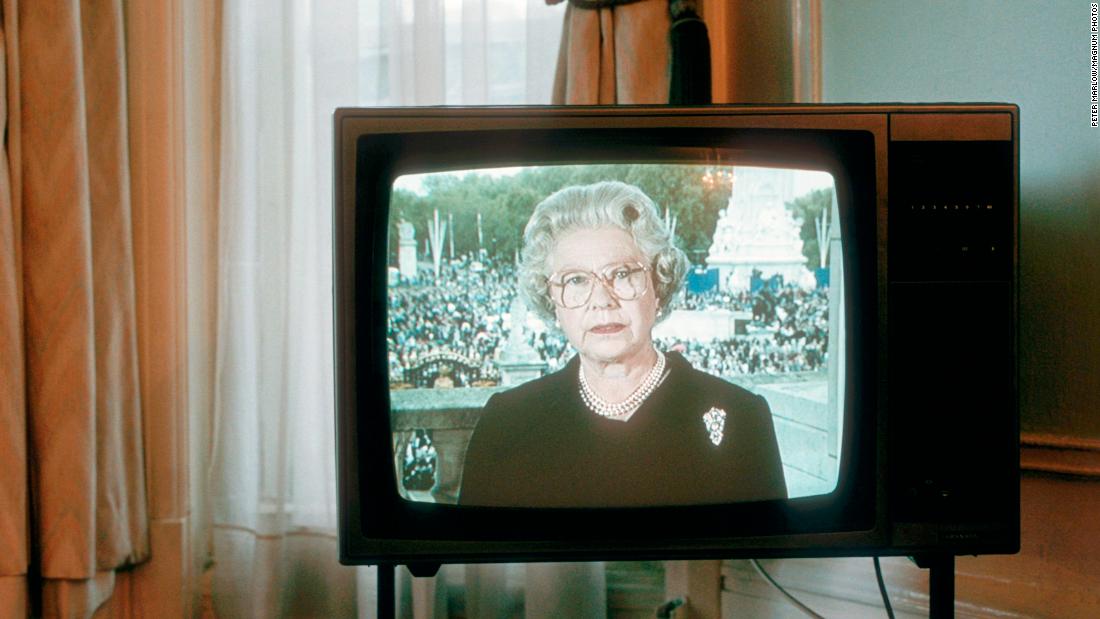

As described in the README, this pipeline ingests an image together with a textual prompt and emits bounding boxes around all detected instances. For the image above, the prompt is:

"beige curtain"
[552,0,670,104]
[0,1,150,616]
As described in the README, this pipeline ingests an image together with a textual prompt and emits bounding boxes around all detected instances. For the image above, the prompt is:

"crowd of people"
[387,256,830,387]
[387,258,512,385]
[387,257,573,387]
[401,429,438,490]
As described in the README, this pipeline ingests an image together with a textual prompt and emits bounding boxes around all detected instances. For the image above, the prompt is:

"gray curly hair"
[518,181,690,325]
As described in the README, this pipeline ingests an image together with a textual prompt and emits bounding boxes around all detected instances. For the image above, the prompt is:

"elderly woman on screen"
[460,181,787,507]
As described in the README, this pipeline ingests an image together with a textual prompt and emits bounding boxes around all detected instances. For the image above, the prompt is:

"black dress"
[459,352,787,507]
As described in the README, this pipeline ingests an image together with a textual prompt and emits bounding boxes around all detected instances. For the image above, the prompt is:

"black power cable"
[873,556,896,619]
[750,558,898,619]
[750,559,825,619]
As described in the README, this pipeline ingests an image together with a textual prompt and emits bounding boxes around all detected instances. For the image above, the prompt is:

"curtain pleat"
[552,0,669,104]
[1,0,149,615]
[77,0,148,573]
[20,0,101,580]
[42,571,117,618]
[0,0,29,607]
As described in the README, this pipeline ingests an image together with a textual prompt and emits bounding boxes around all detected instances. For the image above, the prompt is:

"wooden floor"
[723,559,926,618]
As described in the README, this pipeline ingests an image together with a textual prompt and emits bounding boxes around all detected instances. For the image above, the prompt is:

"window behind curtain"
[358,0,565,106]
[211,1,565,614]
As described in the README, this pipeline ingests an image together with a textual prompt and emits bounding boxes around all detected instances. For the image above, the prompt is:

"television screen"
[386,163,845,509]
[335,105,1019,566]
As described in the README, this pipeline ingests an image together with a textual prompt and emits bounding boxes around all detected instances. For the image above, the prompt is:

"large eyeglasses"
[547,262,652,309]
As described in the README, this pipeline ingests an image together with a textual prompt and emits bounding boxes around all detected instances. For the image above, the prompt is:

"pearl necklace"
[579,351,666,420]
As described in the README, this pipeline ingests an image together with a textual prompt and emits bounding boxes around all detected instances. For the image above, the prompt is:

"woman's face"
[547,226,659,366]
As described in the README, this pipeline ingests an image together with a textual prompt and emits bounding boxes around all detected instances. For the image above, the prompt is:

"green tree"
[388,164,735,265]
[785,187,834,270]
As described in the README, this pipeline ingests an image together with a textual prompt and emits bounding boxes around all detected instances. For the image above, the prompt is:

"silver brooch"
[703,407,726,446]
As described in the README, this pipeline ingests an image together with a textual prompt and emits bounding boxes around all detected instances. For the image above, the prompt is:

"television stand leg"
[913,554,955,618]
[378,563,396,619]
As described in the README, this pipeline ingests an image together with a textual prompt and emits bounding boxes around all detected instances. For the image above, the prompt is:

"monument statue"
[496,295,546,386]
[705,167,815,291]
[398,219,418,282]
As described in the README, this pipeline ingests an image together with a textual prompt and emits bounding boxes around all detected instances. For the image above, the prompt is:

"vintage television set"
[333,105,1019,607]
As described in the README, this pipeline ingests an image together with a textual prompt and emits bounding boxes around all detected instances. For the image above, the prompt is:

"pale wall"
[822,0,1100,439]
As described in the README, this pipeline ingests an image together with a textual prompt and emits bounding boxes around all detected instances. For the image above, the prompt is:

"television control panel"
[886,117,1018,551]
[888,139,1015,284]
